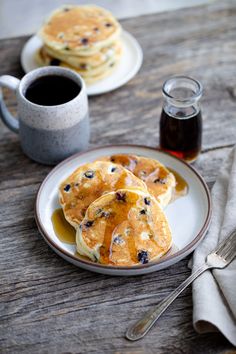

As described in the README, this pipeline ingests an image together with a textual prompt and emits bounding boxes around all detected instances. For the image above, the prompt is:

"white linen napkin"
[191,147,236,346]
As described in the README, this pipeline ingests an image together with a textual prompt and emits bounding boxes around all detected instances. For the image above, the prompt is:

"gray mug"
[0,66,90,165]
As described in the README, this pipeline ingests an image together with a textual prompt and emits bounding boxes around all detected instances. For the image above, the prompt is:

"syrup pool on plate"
[51,208,75,244]
[168,168,188,201]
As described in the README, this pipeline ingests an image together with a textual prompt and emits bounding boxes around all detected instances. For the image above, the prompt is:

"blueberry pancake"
[39,5,121,56]
[99,154,176,207]
[76,189,172,266]
[59,161,147,228]
[37,5,123,84]
[35,42,122,84]
[40,40,122,69]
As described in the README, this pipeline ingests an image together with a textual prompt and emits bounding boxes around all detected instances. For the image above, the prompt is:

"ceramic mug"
[0,66,90,165]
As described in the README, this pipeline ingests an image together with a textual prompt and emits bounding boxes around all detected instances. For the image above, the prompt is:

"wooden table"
[1,1,236,353]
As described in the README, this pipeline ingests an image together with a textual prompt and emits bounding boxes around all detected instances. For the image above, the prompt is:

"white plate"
[21,31,143,96]
[35,145,212,276]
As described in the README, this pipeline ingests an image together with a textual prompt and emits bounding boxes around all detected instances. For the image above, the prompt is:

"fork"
[126,229,236,341]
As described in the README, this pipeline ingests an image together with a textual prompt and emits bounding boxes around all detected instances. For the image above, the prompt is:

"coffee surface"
[25,75,81,106]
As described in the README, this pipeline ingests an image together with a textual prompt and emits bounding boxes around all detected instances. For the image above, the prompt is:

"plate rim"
[35,144,212,271]
[20,31,143,96]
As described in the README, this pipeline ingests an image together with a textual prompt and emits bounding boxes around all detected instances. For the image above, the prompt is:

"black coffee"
[25,75,81,106]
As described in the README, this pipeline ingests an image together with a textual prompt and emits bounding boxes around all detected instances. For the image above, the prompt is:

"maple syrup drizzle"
[168,168,188,201]
[51,169,187,263]
[99,196,139,264]
[110,154,137,172]
[51,208,75,244]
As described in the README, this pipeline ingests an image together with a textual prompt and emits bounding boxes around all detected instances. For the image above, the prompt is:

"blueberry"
[50,59,60,66]
[96,208,102,215]
[64,184,71,192]
[116,191,126,202]
[84,170,94,178]
[101,211,110,218]
[96,209,109,218]
[137,250,149,264]
[111,167,116,172]
[140,171,147,179]
[154,178,166,184]
[85,220,94,228]
[144,197,151,205]
[125,227,131,236]
[140,209,146,215]
[113,235,124,245]
[80,63,87,70]
[81,38,89,45]
[105,23,112,27]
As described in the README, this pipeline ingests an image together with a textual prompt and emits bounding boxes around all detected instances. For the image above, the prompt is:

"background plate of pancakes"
[21,5,143,96]
[35,145,212,276]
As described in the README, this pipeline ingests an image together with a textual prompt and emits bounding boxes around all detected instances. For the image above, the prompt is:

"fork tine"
[224,245,236,263]
[219,237,236,258]
[214,230,236,255]
[224,250,236,265]
[221,244,236,260]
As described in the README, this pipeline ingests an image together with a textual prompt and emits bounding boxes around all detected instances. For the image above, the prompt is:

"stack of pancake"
[59,155,176,266]
[36,5,123,84]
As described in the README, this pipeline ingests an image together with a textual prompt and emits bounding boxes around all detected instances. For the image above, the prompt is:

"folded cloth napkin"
[191,146,236,346]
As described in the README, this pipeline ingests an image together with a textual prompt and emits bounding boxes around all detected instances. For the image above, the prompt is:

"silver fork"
[126,229,236,341]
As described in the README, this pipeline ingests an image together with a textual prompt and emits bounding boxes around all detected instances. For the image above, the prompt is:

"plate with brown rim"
[35,145,212,276]
[21,31,143,96]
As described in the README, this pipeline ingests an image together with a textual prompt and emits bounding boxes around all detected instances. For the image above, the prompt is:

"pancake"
[43,41,122,69]
[100,154,176,207]
[79,62,119,84]
[39,5,121,56]
[59,161,147,228]
[76,188,172,266]
[35,43,122,84]
[35,44,121,75]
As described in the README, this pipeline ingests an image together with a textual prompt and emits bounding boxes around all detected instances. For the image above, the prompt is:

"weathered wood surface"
[1,1,236,353]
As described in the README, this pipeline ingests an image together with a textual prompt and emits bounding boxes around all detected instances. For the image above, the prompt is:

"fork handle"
[126,263,210,341]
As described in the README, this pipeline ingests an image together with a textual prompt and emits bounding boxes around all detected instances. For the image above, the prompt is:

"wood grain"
[1,1,236,353]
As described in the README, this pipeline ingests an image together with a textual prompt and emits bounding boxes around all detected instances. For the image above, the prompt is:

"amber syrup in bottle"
[160,76,203,163]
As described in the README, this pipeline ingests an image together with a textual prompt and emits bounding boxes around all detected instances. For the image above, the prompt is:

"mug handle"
[0,75,20,133]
